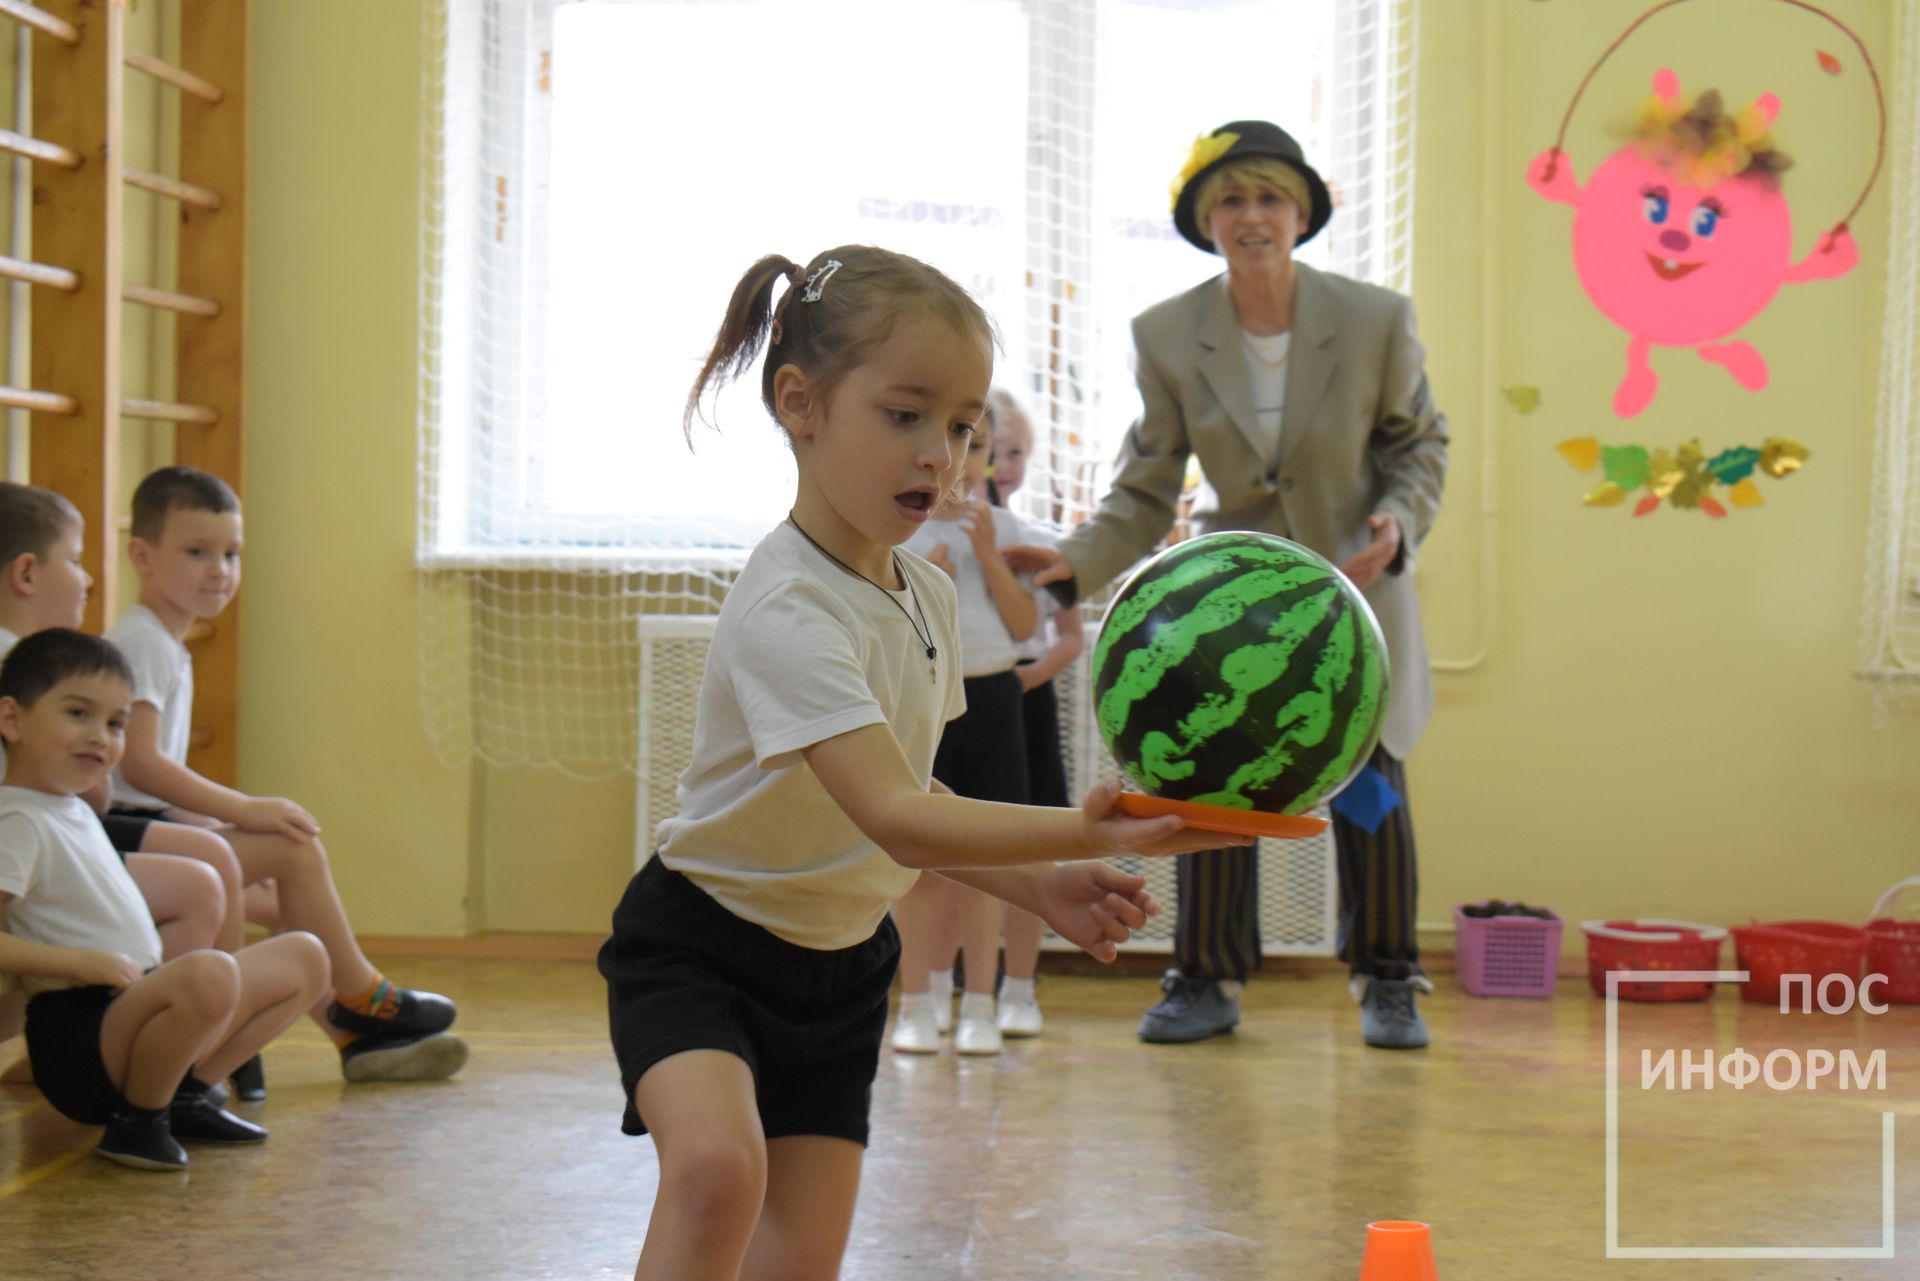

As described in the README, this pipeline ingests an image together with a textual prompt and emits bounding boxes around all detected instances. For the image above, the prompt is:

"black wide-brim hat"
[1171,120,1332,253]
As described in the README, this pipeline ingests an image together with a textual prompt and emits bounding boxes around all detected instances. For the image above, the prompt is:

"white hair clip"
[801,259,842,303]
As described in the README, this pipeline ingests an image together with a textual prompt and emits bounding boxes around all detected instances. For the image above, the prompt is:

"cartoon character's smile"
[1645,254,1705,281]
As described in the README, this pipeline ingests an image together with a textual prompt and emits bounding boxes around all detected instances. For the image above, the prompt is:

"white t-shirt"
[1242,328,1291,465]
[903,506,1032,677]
[0,785,163,994]
[1005,516,1066,664]
[655,521,965,951]
[104,604,193,811]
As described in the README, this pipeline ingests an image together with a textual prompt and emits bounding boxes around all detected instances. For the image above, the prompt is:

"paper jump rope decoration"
[1527,0,1883,420]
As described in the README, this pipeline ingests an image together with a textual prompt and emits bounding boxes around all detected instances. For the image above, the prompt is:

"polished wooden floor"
[3,953,1918,1280]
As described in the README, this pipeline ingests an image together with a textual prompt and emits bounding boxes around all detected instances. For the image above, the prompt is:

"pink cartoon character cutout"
[1529,69,1857,417]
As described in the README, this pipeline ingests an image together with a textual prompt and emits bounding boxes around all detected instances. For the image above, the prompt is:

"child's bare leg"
[0,986,28,1084]
[135,824,245,952]
[219,830,379,995]
[955,885,1004,995]
[123,854,227,959]
[244,880,282,933]
[739,1135,864,1281]
[1002,907,1044,982]
[193,932,330,1084]
[633,1050,767,1281]
[98,952,241,1109]
[889,873,946,995]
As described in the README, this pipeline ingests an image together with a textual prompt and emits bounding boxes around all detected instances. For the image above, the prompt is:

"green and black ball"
[1092,532,1390,816]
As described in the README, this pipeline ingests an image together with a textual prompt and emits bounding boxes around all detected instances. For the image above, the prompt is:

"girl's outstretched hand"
[1032,860,1160,964]
[1079,779,1249,858]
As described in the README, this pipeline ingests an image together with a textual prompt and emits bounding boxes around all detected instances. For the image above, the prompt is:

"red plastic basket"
[1865,878,1920,1004]
[1581,919,1726,1001]
[1729,921,1865,1006]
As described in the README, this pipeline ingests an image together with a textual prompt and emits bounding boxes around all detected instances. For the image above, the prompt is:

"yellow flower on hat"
[1170,131,1241,212]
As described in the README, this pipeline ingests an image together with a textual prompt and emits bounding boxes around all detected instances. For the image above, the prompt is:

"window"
[419,0,1418,568]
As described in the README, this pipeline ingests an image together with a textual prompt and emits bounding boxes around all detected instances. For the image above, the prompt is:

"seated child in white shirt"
[106,467,466,1085]
[0,629,327,1170]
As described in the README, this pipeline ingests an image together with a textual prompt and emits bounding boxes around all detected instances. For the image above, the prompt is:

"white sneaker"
[891,998,941,1054]
[929,972,955,1034]
[997,996,1043,1038]
[954,994,1003,1055]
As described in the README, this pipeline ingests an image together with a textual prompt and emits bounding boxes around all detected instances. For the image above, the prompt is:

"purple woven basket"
[1454,903,1563,998]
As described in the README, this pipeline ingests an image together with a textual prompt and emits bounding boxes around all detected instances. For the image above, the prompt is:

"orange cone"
[1358,1220,1439,1280]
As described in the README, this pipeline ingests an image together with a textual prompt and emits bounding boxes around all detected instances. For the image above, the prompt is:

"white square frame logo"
[1605,969,1897,1260]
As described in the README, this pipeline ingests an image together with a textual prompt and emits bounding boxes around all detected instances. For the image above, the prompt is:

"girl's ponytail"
[683,254,802,443]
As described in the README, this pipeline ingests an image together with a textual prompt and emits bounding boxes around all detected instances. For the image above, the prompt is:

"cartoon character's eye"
[1643,192,1669,225]
[1691,205,1720,238]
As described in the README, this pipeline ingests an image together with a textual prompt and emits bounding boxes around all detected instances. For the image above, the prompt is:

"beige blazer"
[1058,262,1449,758]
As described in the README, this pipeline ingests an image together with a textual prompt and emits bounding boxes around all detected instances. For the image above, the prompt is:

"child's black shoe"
[340,1029,469,1083]
[97,1107,187,1171]
[229,1053,267,1102]
[169,1091,268,1144]
[327,988,457,1040]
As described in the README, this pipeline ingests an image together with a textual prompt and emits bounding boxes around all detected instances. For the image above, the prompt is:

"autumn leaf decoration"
[1558,436,1808,516]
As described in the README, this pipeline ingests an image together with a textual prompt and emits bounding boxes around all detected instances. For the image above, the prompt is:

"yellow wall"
[240,0,1920,941]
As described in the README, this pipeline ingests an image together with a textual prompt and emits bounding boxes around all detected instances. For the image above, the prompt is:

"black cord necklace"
[786,514,939,682]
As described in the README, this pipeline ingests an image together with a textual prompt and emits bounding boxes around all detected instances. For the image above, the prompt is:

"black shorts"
[1016,663,1069,809]
[934,670,1029,804]
[25,985,129,1125]
[598,857,900,1147]
[100,814,157,858]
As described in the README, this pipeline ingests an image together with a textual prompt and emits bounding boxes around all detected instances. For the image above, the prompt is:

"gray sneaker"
[1357,978,1429,1049]
[1138,969,1239,1044]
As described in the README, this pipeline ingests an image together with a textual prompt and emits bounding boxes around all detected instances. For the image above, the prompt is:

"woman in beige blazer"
[1012,121,1449,1050]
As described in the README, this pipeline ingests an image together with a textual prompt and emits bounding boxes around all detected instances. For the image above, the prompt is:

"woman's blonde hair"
[1191,158,1313,244]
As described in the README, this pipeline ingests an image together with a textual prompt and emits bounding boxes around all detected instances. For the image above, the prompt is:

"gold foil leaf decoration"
[1647,449,1683,498]
[1584,480,1628,506]
[1728,477,1765,508]
[1505,385,1543,414]
[1759,437,1809,478]
[1557,436,1600,471]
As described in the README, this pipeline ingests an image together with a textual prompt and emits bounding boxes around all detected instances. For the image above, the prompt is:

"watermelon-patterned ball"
[1091,532,1389,816]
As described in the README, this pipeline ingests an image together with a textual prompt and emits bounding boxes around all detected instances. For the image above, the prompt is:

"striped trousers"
[1173,746,1420,982]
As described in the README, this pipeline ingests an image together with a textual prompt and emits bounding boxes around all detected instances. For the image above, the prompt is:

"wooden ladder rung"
[0,127,79,170]
[0,384,77,415]
[0,254,78,291]
[123,284,221,318]
[124,50,225,105]
[123,398,220,425]
[124,168,223,211]
[0,0,77,45]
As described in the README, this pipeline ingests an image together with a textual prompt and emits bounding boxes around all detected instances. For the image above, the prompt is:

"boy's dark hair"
[0,482,81,568]
[0,629,133,709]
[685,245,997,443]
[130,466,239,542]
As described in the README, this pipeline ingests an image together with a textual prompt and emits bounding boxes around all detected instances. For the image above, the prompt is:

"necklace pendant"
[927,645,938,683]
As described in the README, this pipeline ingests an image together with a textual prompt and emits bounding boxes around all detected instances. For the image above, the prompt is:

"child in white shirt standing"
[892,402,1037,1056]
[982,390,1086,1038]
[601,245,1222,1280]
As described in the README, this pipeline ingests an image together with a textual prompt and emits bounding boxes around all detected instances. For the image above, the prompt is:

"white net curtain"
[418,0,1420,776]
